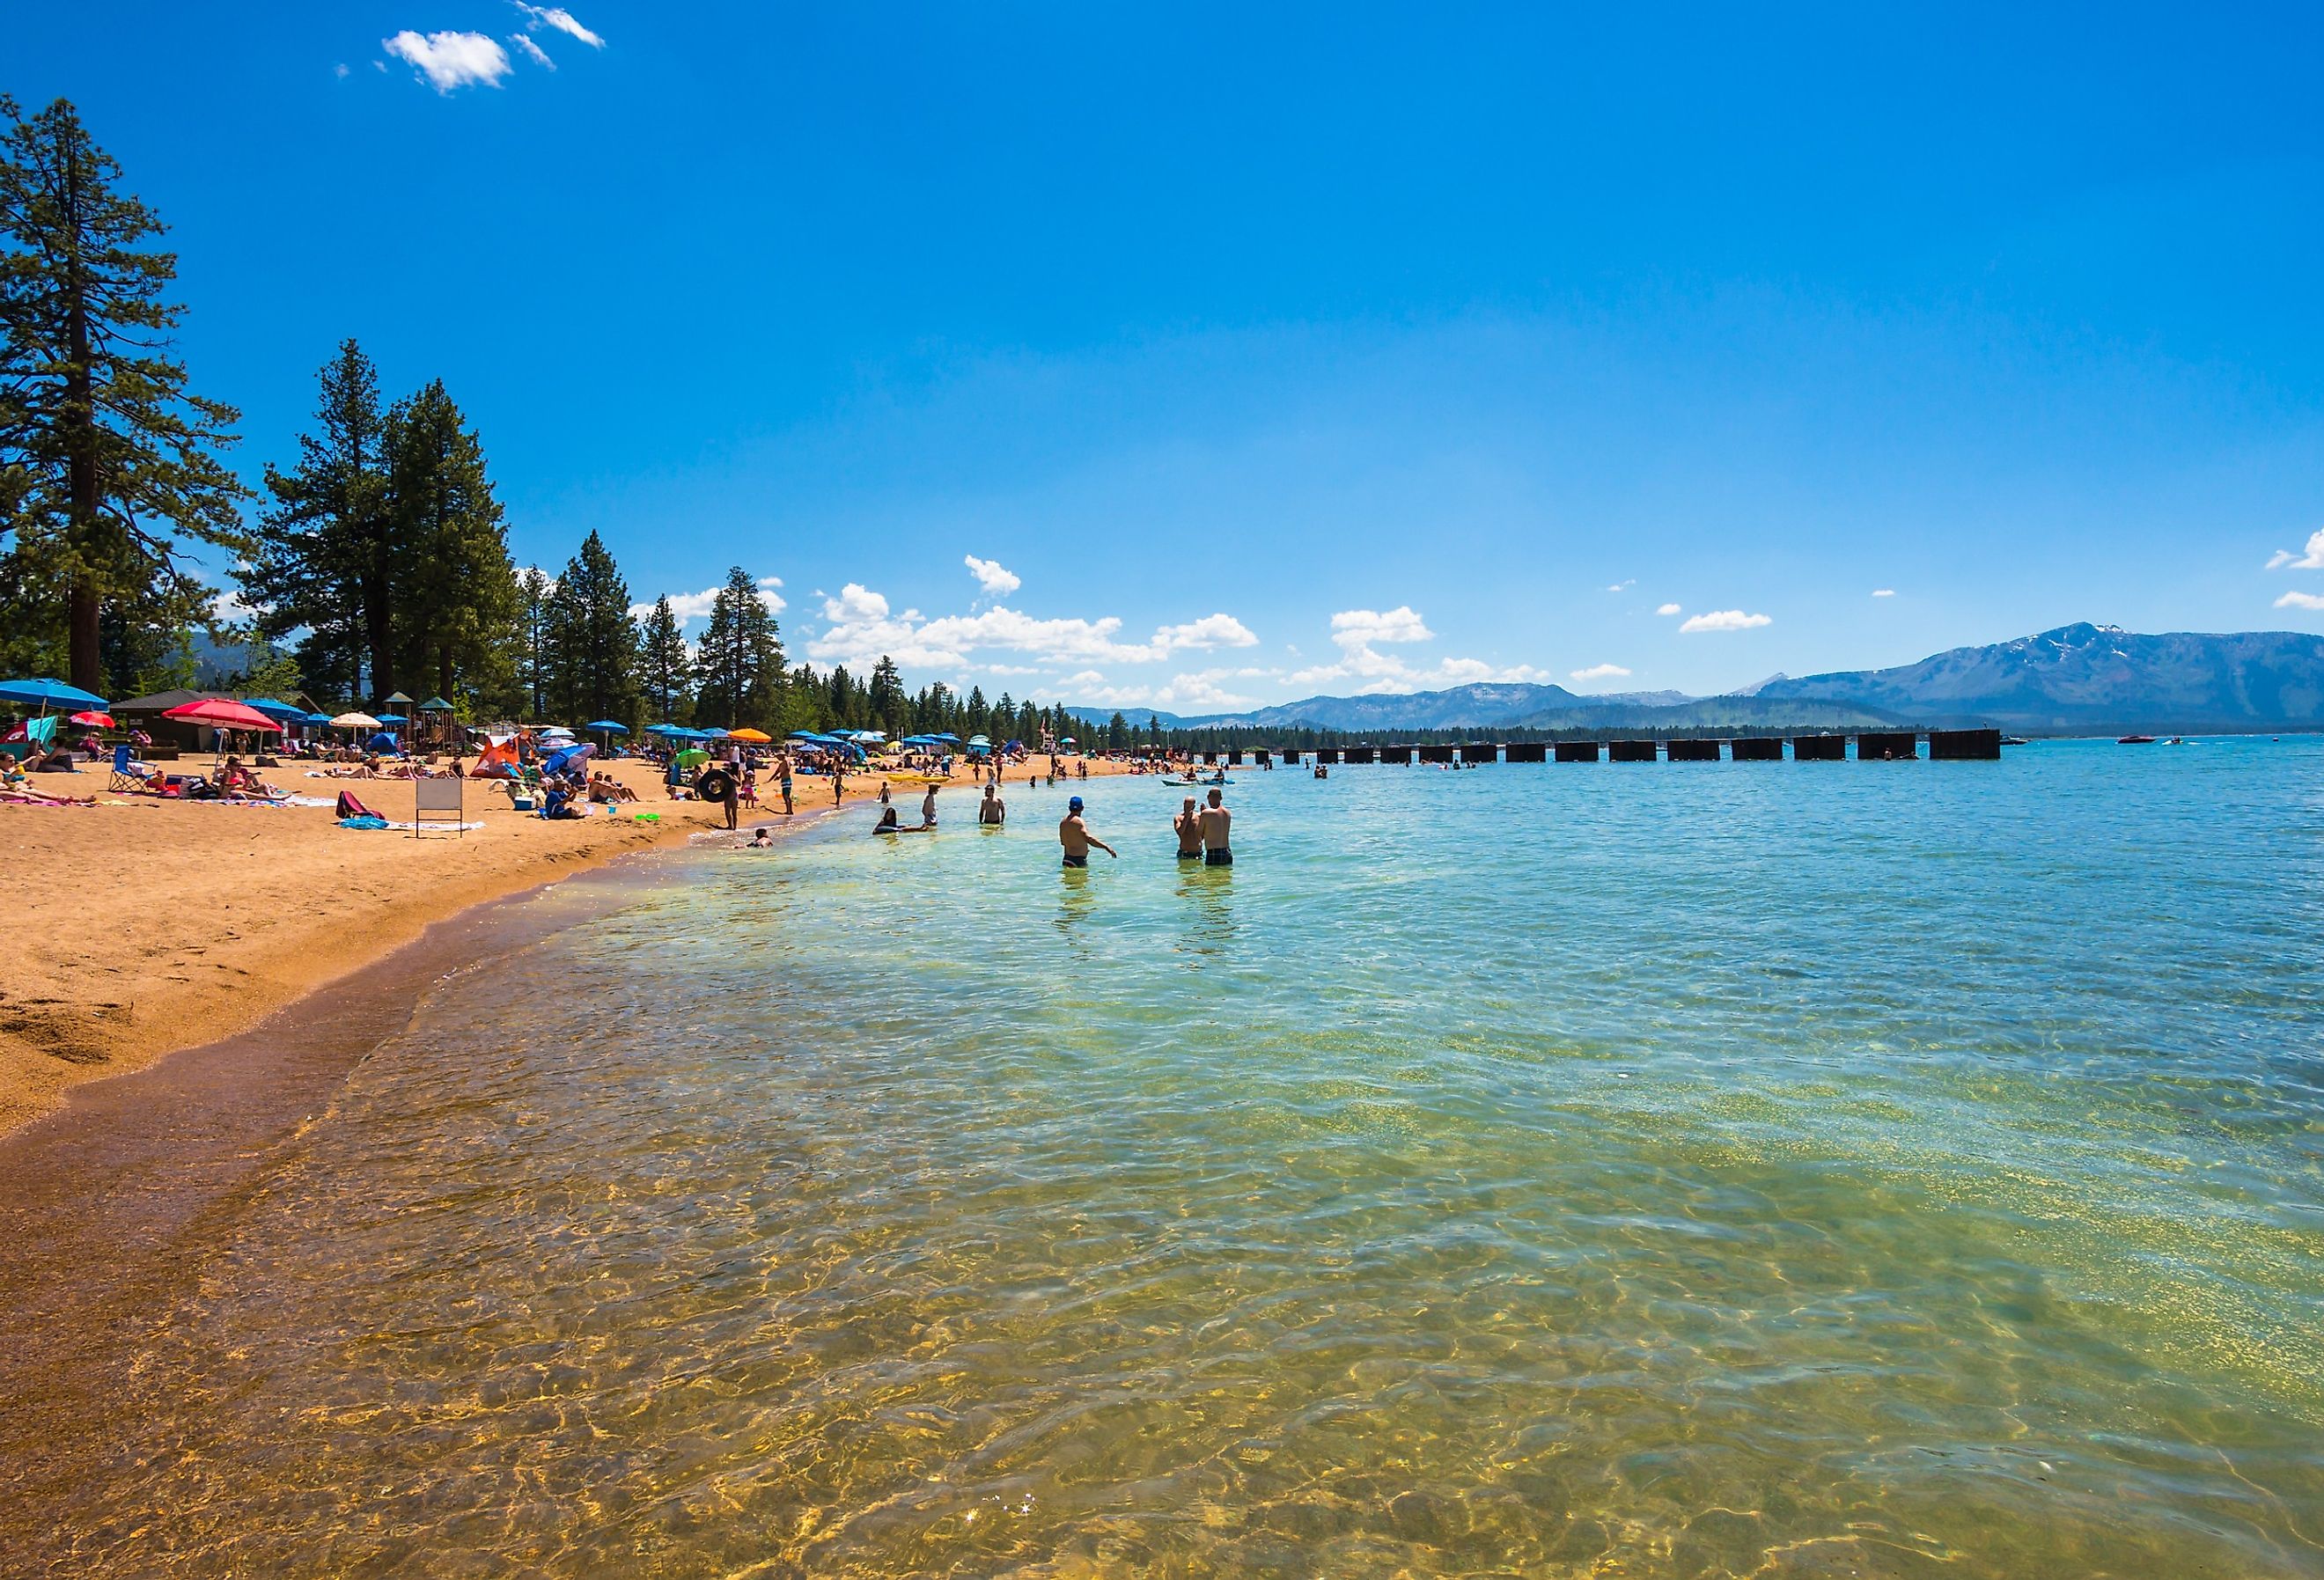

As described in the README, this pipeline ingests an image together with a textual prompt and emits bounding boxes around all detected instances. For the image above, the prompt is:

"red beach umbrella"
[162,699,284,733]
[69,710,116,728]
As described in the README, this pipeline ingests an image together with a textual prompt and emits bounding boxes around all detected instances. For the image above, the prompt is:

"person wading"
[1058,795,1117,868]
[1199,787,1232,866]
[1173,796,1203,862]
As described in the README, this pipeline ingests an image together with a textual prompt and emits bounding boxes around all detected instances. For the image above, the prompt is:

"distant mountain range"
[1071,623,2324,736]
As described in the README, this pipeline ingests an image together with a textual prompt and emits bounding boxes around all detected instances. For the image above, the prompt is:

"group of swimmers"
[862,779,1236,870]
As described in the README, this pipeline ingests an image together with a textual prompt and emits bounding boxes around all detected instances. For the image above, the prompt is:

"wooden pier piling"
[1608,739,1658,762]
[1792,735,1846,761]
[1666,739,1721,761]
[1928,728,2001,760]
[1731,737,1783,761]
[1858,731,1919,761]
[1554,741,1600,762]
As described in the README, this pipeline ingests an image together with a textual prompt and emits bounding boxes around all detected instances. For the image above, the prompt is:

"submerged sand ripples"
[15,742,2324,1577]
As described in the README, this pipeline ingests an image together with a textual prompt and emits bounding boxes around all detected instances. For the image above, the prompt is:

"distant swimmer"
[980,784,1006,825]
[1173,796,1203,861]
[746,827,773,848]
[1313,762,1328,779]
[1198,787,1232,866]
[873,805,930,834]
[1058,794,1118,868]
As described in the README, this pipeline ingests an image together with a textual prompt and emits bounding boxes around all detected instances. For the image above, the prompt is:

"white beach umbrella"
[331,711,383,730]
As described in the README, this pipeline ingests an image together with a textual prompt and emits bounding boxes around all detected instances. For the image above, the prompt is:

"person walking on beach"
[1058,795,1117,868]
[719,769,740,831]
[1198,787,1232,866]
[980,784,1006,825]
[1173,796,1203,861]
[833,763,845,805]
[779,756,795,816]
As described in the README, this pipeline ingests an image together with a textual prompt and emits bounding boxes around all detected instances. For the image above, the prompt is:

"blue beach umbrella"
[303,711,335,726]
[0,677,109,713]
[375,713,409,725]
[698,727,731,739]
[932,732,961,745]
[788,730,823,741]
[239,697,307,720]
[585,719,629,733]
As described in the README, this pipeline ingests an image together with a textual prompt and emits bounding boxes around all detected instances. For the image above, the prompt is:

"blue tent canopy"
[0,677,109,712]
[585,719,630,732]
[931,732,962,744]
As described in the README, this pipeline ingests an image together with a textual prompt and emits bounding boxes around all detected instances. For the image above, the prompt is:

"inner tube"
[695,768,736,802]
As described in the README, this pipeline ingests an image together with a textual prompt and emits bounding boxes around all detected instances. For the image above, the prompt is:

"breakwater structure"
[1265,730,2000,765]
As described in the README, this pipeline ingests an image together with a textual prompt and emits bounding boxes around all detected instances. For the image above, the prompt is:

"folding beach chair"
[107,744,153,793]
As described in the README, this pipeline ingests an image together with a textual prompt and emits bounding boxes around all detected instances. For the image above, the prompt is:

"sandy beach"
[1,753,1138,1138]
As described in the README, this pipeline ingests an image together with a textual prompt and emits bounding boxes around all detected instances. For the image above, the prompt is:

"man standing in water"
[1058,795,1117,867]
[1199,787,1232,866]
[1173,796,1203,862]
[921,783,939,828]
[980,783,1006,825]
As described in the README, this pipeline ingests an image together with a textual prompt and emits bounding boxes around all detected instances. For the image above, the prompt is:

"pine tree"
[515,565,555,719]
[242,340,389,704]
[0,96,249,693]
[384,380,518,708]
[637,593,689,724]
[1107,710,1129,750]
[867,655,907,739]
[543,530,638,724]
[692,565,784,728]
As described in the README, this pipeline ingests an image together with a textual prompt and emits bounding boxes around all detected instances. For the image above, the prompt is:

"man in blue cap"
[1057,794,1117,868]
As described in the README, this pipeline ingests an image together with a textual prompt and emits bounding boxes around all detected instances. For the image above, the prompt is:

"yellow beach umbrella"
[727,728,774,743]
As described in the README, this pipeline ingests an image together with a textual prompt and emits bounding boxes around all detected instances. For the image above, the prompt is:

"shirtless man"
[1173,796,1203,861]
[1198,788,1232,866]
[980,784,1005,825]
[1057,794,1117,868]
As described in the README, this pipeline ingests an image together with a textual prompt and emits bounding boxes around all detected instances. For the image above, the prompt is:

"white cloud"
[1281,606,1544,694]
[1656,602,1681,616]
[334,62,351,78]
[511,33,555,69]
[210,589,254,622]
[383,30,512,92]
[1570,663,1632,682]
[1679,609,1772,634]
[1155,612,1258,650]
[1872,588,1896,598]
[633,576,785,628]
[1607,579,1635,592]
[514,4,604,48]
[2266,530,2324,571]
[1063,670,1107,687]
[1329,606,1434,649]
[963,554,1021,597]
[2275,591,2324,611]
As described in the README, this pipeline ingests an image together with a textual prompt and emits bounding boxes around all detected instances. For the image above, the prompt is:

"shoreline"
[3,753,1126,1143]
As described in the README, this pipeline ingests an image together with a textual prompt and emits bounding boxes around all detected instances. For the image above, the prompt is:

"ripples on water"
[22,740,2324,1576]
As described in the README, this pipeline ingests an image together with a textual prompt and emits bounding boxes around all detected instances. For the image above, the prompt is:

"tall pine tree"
[636,593,689,724]
[242,340,389,703]
[692,565,784,728]
[0,96,247,693]
[542,530,639,724]
[384,379,517,708]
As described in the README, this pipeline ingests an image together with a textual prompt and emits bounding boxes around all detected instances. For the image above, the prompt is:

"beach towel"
[338,813,391,830]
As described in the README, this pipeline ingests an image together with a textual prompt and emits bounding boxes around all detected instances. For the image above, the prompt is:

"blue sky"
[11,4,2323,711]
